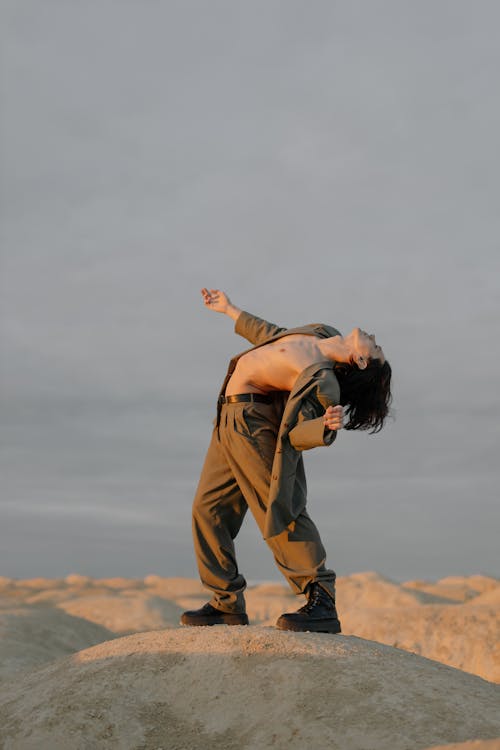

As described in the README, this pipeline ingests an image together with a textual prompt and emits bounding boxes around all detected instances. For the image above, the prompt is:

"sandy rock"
[2,573,498,690]
[337,571,443,607]
[57,592,183,633]
[0,578,14,590]
[1,628,499,750]
[404,576,500,604]
[0,606,114,680]
[245,590,297,625]
[0,592,28,608]
[342,604,500,683]
[14,578,64,590]
[465,588,500,607]
[439,575,499,592]
[402,579,468,603]
[248,582,291,597]
[95,577,145,590]
[144,576,207,598]
[424,741,500,750]
[22,589,76,605]
[64,584,117,598]
[64,573,92,586]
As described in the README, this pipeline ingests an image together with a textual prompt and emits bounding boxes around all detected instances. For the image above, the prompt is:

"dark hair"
[334,358,392,434]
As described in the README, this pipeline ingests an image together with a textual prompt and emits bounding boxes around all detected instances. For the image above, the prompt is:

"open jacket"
[217,310,342,539]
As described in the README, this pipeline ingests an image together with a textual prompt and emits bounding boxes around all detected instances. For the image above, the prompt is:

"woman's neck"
[317,336,352,364]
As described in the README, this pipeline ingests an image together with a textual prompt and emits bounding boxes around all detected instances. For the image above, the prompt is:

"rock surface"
[341,604,500,682]
[0,605,115,680]
[1,627,499,750]
[1,573,499,684]
[424,741,500,750]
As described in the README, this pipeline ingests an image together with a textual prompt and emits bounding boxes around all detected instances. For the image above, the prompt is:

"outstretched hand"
[201,288,242,321]
[324,405,344,431]
[201,288,231,313]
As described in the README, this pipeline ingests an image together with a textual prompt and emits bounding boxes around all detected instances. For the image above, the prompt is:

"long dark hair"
[334,358,392,434]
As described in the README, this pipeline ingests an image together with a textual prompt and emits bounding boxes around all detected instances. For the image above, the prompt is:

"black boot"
[180,602,249,627]
[276,583,341,634]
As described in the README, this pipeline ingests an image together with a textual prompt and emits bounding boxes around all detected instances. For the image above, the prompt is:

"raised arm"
[200,288,286,345]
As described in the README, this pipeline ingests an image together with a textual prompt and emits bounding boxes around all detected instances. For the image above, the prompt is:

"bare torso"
[225,334,334,395]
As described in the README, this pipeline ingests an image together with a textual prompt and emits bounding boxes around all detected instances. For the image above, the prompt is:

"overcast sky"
[1,0,499,582]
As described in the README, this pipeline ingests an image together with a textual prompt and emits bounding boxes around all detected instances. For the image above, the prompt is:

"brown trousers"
[191,400,336,613]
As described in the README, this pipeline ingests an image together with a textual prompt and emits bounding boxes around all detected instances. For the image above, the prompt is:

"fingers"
[201,288,218,305]
[323,404,344,431]
[325,405,342,416]
[201,288,227,312]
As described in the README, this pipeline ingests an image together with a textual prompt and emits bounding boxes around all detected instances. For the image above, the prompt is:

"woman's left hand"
[324,405,344,431]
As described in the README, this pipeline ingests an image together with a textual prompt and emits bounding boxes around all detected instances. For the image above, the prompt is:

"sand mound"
[337,571,443,607]
[143,575,207,597]
[404,576,500,604]
[425,741,500,750]
[1,628,499,750]
[96,577,145,589]
[3,573,499,687]
[57,592,182,633]
[245,589,296,624]
[64,574,93,586]
[438,576,498,592]
[342,604,500,683]
[14,577,64,590]
[465,588,500,607]
[0,606,115,680]
[247,582,291,596]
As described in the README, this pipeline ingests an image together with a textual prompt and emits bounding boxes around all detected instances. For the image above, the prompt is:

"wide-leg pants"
[191,400,336,613]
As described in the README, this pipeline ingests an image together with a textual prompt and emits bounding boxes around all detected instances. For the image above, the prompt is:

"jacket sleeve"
[288,415,337,451]
[234,310,287,345]
[288,373,341,451]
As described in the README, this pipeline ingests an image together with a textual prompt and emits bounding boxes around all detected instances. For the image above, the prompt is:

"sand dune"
[0,605,115,680]
[1,572,498,684]
[1,573,498,749]
[403,575,499,604]
[58,592,182,633]
[424,742,500,750]
[341,605,500,682]
[464,588,500,607]
[337,571,450,606]
[1,627,499,750]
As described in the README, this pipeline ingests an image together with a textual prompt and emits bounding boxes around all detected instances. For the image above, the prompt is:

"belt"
[219,393,272,405]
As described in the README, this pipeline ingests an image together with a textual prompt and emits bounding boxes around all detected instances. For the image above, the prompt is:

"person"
[181,288,392,633]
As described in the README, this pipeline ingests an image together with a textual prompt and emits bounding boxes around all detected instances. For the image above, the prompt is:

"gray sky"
[1,0,499,582]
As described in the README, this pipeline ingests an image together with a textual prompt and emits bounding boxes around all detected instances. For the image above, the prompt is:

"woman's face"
[347,328,385,365]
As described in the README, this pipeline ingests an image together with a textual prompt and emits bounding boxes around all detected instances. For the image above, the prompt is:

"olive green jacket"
[218,310,342,539]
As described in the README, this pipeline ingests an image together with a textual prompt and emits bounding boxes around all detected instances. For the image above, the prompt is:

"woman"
[181,289,392,633]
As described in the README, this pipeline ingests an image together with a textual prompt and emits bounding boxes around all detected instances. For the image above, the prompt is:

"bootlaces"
[298,585,324,614]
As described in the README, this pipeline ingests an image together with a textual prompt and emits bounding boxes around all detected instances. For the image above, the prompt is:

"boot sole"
[180,613,249,627]
[275,617,341,634]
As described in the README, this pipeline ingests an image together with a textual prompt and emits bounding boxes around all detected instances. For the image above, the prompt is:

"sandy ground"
[1,627,500,750]
[1,572,499,749]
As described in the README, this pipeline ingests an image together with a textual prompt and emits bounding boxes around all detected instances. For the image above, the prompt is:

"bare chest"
[226,334,325,394]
